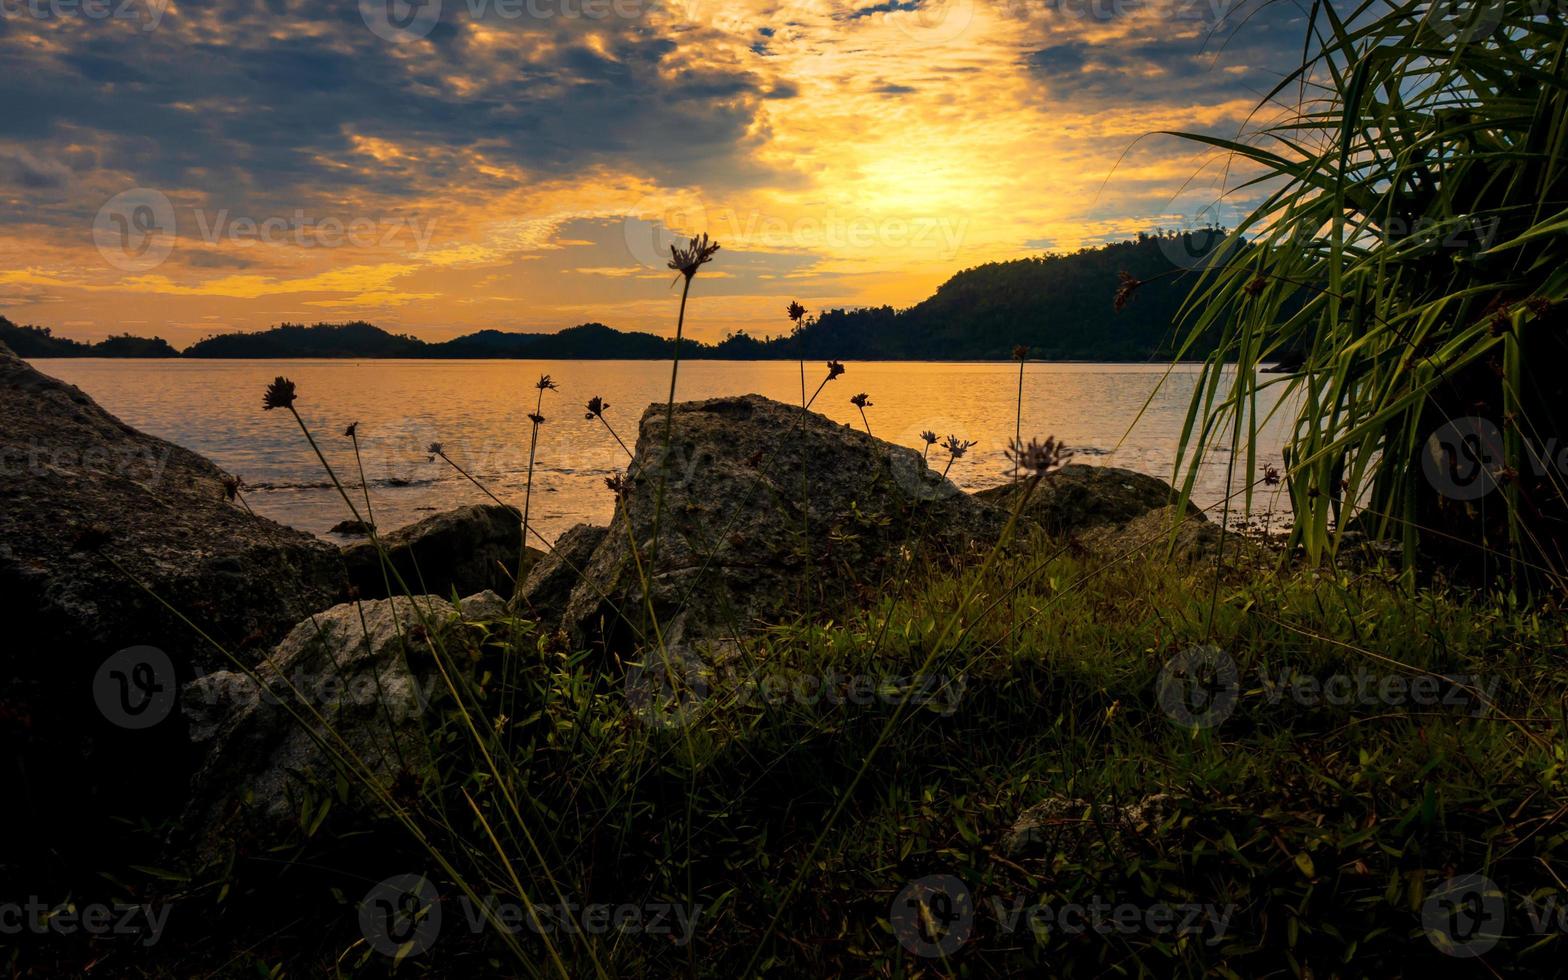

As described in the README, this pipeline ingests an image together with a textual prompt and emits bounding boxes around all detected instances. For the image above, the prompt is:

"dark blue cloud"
[1,3,778,224]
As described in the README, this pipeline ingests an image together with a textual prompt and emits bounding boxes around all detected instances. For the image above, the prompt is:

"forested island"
[3,234,1224,361]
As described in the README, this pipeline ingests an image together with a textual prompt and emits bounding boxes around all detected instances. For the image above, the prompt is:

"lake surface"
[29,359,1294,545]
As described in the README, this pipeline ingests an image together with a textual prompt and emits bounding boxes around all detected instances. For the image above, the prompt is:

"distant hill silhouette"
[7,234,1230,361]
[0,318,180,357]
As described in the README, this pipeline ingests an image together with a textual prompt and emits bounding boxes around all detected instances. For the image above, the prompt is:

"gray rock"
[179,591,507,861]
[561,394,1010,655]
[518,522,608,626]
[328,518,375,537]
[0,343,345,872]
[1079,505,1252,563]
[1002,793,1172,858]
[975,464,1199,534]
[342,503,543,600]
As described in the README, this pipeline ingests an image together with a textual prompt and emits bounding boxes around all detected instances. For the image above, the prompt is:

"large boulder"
[560,394,1010,654]
[0,343,345,886]
[342,503,541,600]
[517,522,608,626]
[179,591,506,863]
[975,464,1199,534]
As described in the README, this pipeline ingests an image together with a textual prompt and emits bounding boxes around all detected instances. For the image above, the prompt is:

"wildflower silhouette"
[343,420,375,525]
[1113,271,1143,312]
[940,434,975,480]
[850,393,873,435]
[1012,345,1028,480]
[521,374,558,587]
[260,377,368,531]
[919,430,938,461]
[805,360,845,410]
[654,235,721,565]
[1005,436,1070,479]
[586,395,632,459]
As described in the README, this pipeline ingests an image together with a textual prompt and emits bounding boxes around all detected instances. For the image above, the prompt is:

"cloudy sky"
[0,0,1311,344]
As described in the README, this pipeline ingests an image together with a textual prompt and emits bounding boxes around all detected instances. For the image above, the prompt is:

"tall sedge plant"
[1162,2,1568,584]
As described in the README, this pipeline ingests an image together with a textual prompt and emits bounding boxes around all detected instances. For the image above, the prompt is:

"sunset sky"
[0,0,1307,345]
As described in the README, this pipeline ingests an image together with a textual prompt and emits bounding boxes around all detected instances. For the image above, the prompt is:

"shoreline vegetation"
[1,233,1230,362]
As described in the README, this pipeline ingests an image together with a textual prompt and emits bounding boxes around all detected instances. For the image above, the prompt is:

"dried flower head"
[262,377,296,411]
[606,471,628,497]
[528,412,546,426]
[920,430,938,446]
[669,233,720,281]
[1012,344,1029,361]
[585,395,609,419]
[850,392,872,409]
[427,442,443,462]
[787,301,807,322]
[536,374,559,392]
[1006,436,1071,477]
[1113,271,1143,313]
[1261,464,1281,487]
[826,360,845,381]
[221,474,243,502]
[344,421,359,438]
[943,434,976,459]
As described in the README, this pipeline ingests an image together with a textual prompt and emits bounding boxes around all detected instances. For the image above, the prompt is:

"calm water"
[29,359,1293,545]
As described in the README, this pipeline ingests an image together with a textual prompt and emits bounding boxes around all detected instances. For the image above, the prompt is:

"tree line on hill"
[2,233,1230,361]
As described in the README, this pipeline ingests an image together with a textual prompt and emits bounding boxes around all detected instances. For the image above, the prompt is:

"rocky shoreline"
[1,338,1219,896]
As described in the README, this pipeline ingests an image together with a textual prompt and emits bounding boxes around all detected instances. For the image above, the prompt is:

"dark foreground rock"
[518,522,608,625]
[342,503,541,600]
[0,342,345,885]
[975,463,1200,534]
[559,394,1010,654]
[179,591,506,863]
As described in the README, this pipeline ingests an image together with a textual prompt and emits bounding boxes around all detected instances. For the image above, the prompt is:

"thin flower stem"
[651,274,694,563]
[857,406,871,436]
[350,431,376,529]
[288,407,365,526]
[805,375,832,410]
[1015,359,1025,482]
[598,415,633,459]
